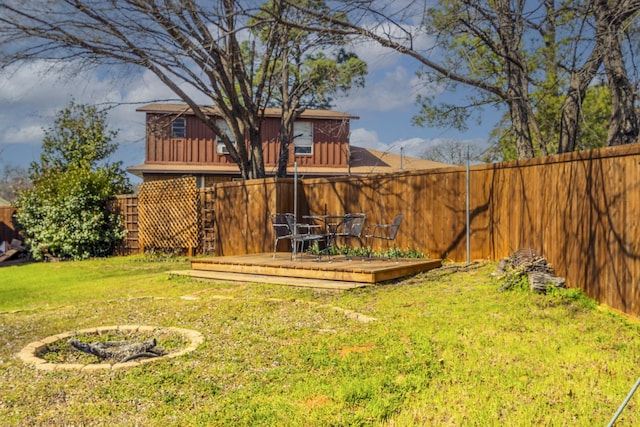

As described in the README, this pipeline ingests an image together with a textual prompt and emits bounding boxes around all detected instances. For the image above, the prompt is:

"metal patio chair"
[364,213,403,261]
[270,213,295,258]
[270,213,325,260]
[335,213,366,259]
[284,214,326,259]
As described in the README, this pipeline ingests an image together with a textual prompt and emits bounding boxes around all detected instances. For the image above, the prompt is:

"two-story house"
[127,103,445,184]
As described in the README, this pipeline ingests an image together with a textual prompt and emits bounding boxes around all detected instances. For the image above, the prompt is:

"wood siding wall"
[144,113,349,168]
[0,206,19,244]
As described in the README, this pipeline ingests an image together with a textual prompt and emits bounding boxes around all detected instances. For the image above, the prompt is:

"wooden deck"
[170,253,442,290]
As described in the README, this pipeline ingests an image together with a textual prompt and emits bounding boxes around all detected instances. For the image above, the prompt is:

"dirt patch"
[338,344,376,358]
[303,395,333,409]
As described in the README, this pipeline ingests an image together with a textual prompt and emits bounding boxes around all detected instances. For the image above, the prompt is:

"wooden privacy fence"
[0,206,20,244]
[111,178,290,256]
[112,143,640,318]
[108,195,139,256]
[296,144,640,317]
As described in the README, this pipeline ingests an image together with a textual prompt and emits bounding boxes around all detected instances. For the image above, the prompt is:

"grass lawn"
[1,255,640,426]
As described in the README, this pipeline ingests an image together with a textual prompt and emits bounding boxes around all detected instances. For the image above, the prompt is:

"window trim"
[171,117,186,138]
[293,121,313,156]
[216,119,235,154]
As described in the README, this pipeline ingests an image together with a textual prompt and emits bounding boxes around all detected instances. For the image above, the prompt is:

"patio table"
[303,214,353,257]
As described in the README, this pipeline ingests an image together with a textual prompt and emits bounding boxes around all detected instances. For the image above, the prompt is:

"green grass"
[1,257,640,426]
[0,254,193,312]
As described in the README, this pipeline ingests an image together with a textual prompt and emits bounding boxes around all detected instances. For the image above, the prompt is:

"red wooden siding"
[144,113,350,169]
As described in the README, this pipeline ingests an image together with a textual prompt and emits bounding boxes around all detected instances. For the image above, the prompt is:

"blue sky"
[0,36,497,178]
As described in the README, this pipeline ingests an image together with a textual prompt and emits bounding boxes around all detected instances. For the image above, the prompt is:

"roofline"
[136,103,359,120]
[126,163,350,178]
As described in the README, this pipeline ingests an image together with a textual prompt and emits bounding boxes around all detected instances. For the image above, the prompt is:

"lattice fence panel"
[138,177,200,252]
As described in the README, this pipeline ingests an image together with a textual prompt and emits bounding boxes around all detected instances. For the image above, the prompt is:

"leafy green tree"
[488,84,612,162]
[14,103,132,260]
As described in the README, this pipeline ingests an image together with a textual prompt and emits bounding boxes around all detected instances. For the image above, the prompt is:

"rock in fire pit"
[69,337,165,363]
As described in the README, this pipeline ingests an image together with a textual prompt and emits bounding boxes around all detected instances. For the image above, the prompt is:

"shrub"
[14,102,131,260]
[15,168,126,260]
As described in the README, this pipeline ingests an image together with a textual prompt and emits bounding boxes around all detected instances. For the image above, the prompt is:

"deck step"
[190,253,442,284]
[177,253,442,290]
[169,269,370,290]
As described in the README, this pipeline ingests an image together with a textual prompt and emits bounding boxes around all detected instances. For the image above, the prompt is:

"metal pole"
[466,145,470,264]
[293,161,298,258]
[607,375,640,426]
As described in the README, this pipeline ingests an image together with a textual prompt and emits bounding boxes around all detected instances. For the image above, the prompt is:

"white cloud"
[3,124,44,145]
[336,64,439,113]
[349,128,388,151]
[350,129,437,158]
[350,133,438,158]
[351,129,488,160]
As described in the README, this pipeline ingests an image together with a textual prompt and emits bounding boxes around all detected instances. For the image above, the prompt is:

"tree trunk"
[495,0,535,159]
[504,59,535,159]
[595,0,640,146]
[248,126,266,179]
[558,51,603,153]
[509,93,535,159]
[277,44,293,178]
[277,130,291,178]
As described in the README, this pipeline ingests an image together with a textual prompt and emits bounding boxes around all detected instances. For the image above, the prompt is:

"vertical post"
[466,144,470,264]
[293,161,298,258]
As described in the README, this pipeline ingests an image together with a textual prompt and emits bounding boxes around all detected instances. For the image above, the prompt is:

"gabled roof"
[127,146,447,178]
[348,146,448,175]
[136,103,359,120]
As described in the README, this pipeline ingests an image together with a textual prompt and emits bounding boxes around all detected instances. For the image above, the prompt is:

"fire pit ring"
[17,325,204,371]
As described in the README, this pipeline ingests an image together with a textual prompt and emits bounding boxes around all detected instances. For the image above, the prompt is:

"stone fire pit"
[17,325,203,371]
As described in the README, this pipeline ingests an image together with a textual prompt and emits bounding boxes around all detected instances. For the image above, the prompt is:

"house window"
[216,119,236,154]
[172,118,186,138]
[294,121,313,155]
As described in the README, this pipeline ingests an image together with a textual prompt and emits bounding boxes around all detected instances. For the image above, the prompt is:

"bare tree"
[281,0,639,159]
[280,0,538,159]
[595,0,640,147]
[559,0,640,152]
[0,163,30,203]
[0,1,285,179]
[421,140,482,165]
